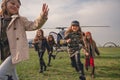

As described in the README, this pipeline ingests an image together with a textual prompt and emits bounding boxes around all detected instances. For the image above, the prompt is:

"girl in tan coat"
[0,0,49,80]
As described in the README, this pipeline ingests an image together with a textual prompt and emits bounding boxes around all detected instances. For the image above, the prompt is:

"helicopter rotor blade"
[42,26,110,29]
[81,26,110,27]
[42,27,55,29]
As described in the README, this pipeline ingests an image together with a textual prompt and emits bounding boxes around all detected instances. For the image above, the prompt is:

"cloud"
[20,0,120,45]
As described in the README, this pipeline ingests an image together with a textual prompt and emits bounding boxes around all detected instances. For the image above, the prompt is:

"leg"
[85,56,90,71]
[74,53,86,80]
[70,56,76,67]
[39,52,43,73]
[70,56,79,72]
[10,67,19,80]
[39,58,43,73]
[39,52,46,73]
[91,66,95,78]
[75,53,84,74]
[0,56,18,80]
[50,50,56,60]
[47,53,52,66]
[90,57,95,78]
[42,60,47,71]
[51,54,56,60]
[47,52,55,66]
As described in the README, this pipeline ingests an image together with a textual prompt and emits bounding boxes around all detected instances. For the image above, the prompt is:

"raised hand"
[41,3,49,19]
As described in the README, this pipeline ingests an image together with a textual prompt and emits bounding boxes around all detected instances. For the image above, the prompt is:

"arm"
[82,37,89,56]
[34,43,39,51]
[64,33,71,43]
[45,39,51,53]
[82,48,89,56]
[93,41,100,55]
[64,32,69,40]
[22,3,49,31]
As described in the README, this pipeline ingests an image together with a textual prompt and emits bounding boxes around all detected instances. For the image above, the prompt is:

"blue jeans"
[0,56,18,80]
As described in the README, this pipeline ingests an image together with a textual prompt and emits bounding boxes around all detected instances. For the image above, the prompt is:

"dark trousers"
[48,53,52,65]
[48,52,55,66]
[38,52,46,71]
[70,53,85,75]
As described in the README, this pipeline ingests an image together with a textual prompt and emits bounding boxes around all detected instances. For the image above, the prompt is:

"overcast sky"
[1,0,120,46]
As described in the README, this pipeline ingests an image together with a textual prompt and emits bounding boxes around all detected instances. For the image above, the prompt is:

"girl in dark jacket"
[47,35,56,66]
[34,29,50,73]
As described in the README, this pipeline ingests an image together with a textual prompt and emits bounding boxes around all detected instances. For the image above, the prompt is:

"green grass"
[16,47,120,80]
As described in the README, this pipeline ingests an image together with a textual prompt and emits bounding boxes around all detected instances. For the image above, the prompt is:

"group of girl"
[33,29,56,73]
[33,20,100,80]
[0,0,100,80]
[64,20,100,80]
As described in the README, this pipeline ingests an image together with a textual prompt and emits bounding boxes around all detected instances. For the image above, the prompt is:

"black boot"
[52,55,56,59]
[85,57,90,71]
[79,63,85,75]
[85,66,88,71]
[39,60,43,73]
[43,61,47,71]
[48,53,52,66]
[79,75,86,80]
[39,70,43,73]
[6,75,13,80]
[39,66,43,73]
[47,63,51,66]
[91,66,95,78]
[79,64,86,80]
[44,65,47,71]
[75,66,79,72]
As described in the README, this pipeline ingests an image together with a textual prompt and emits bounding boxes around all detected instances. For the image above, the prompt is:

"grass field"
[17,47,120,80]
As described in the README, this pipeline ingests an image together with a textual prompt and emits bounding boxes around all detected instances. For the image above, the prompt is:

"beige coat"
[0,15,47,64]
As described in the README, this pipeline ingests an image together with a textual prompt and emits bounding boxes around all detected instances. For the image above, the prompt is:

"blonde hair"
[0,0,21,16]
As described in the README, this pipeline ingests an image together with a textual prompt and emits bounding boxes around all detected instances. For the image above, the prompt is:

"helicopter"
[43,26,109,54]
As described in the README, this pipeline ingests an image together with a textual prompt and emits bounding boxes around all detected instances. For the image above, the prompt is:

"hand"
[41,3,49,19]
[85,52,89,56]
[66,39,71,43]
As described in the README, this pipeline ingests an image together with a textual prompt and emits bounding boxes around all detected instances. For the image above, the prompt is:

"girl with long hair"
[84,31,100,78]
[65,20,86,80]
[33,29,50,73]
[0,0,49,79]
[47,35,56,66]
